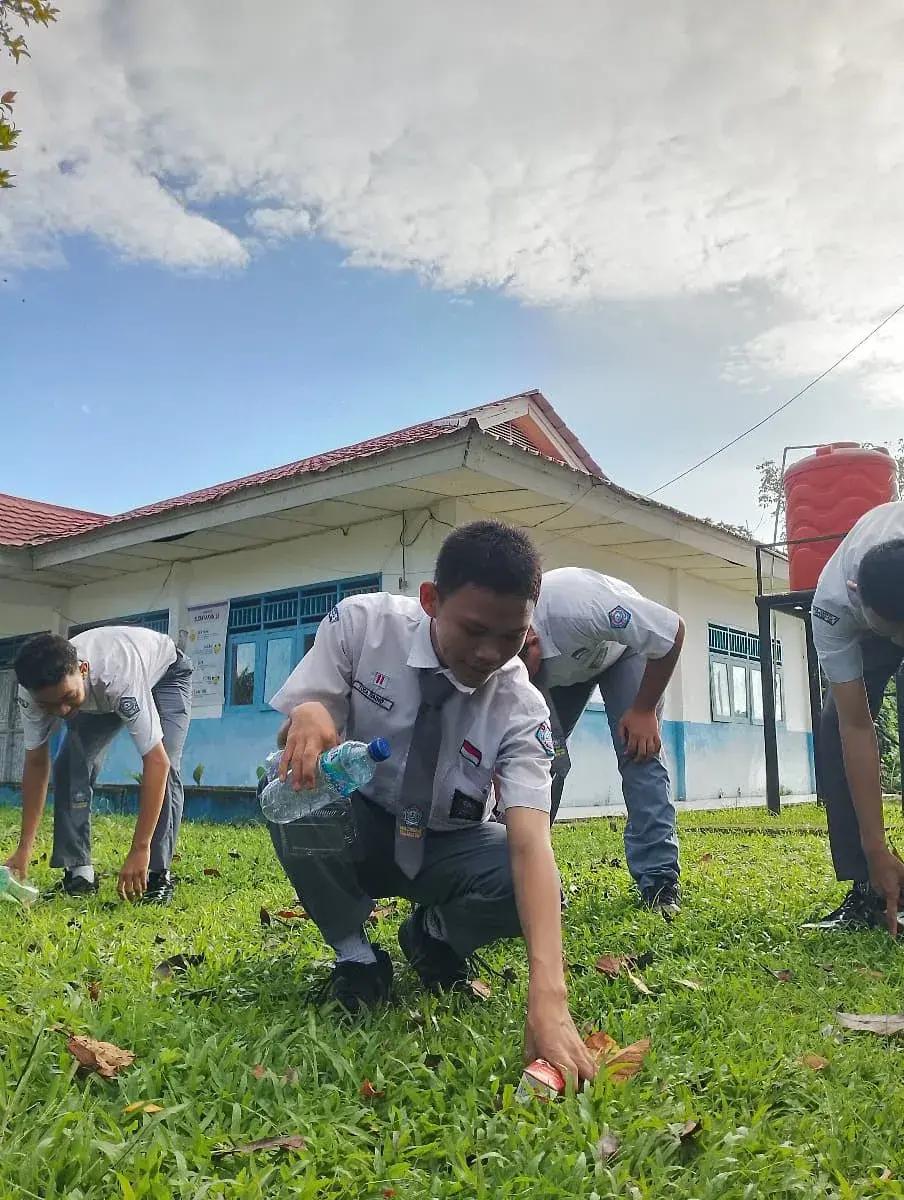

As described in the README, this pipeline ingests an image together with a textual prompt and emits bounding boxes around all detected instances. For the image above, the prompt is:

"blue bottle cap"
[367,737,391,762]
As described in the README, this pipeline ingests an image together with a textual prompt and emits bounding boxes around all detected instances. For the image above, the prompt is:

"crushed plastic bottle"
[0,865,39,907]
[259,738,391,854]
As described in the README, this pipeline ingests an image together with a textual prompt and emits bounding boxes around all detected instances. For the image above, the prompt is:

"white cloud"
[5,0,904,398]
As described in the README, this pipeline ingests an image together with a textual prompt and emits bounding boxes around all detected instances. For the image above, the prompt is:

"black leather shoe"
[640,878,682,917]
[329,947,394,1012]
[140,871,176,905]
[803,883,887,930]
[398,907,470,992]
[43,871,100,899]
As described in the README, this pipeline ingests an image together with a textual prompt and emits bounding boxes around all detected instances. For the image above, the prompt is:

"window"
[69,610,170,637]
[224,576,379,709]
[708,623,783,726]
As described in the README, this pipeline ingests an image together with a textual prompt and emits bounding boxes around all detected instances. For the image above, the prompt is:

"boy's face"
[30,665,88,718]
[420,582,534,688]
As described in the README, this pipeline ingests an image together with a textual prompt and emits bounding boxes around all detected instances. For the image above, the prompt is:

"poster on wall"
[183,602,229,704]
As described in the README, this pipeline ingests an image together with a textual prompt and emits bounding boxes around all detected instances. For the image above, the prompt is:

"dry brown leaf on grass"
[584,1031,651,1082]
[469,980,492,1000]
[154,953,205,980]
[212,1134,305,1158]
[251,1064,268,1080]
[698,853,713,864]
[624,966,653,996]
[856,967,885,980]
[67,1035,135,1079]
[762,966,793,983]
[259,907,272,927]
[86,982,101,1002]
[675,978,703,991]
[595,1132,621,1162]
[595,955,625,978]
[836,1012,904,1036]
[879,1168,894,1181]
[123,1101,163,1115]
[282,1067,299,1085]
[203,867,222,878]
[276,909,309,920]
[676,1119,702,1143]
[360,1079,385,1099]
[370,903,399,920]
[800,1054,829,1071]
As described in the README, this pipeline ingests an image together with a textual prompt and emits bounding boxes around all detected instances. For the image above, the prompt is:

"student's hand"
[524,994,598,1084]
[866,845,904,936]
[280,702,341,791]
[118,846,150,902]
[618,707,662,762]
[3,848,30,881]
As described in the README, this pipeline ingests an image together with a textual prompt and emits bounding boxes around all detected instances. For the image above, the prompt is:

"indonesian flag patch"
[460,739,482,767]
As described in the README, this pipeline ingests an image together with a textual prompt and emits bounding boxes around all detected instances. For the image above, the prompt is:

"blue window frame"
[708,623,783,725]
[225,576,380,710]
[68,610,170,637]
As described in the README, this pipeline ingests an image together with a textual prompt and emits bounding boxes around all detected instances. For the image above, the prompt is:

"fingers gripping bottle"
[259,738,391,854]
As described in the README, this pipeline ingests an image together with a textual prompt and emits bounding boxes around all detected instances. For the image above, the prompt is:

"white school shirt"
[532,567,681,688]
[269,592,553,826]
[18,626,177,758]
[812,501,904,684]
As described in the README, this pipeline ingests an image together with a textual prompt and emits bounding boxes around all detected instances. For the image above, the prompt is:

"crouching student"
[267,520,596,1082]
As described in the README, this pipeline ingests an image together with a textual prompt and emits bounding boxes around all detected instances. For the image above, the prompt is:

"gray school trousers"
[818,634,904,882]
[549,649,679,891]
[50,651,193,873]
[268,792,525,957]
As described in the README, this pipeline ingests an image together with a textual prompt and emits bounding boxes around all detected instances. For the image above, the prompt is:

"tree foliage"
[1,1,58,189]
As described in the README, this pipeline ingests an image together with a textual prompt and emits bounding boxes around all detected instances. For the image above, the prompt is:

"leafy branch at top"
[1,1,59,188]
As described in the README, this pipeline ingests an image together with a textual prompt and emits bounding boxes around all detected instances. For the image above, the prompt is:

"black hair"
[858,539,904,623]
[14,633,80,692]
[435,520,542,602]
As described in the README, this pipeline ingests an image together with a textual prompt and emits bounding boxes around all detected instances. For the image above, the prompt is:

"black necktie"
[395,670,457,878]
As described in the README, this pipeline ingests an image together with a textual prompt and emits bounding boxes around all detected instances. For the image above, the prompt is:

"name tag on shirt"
[352,679,395,710]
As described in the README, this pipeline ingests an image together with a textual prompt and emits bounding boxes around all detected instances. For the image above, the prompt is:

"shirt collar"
[531,614,561,662]
[407,612,475,694]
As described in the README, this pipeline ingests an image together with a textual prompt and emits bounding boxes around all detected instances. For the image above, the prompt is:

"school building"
[0,391,815,817]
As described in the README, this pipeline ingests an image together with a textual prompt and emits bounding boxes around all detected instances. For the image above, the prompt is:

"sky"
[4,0,904,535]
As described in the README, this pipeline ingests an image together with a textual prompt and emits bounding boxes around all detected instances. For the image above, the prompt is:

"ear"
[847,580,859,595]
[419,581,439,618]
[79,660,89,677]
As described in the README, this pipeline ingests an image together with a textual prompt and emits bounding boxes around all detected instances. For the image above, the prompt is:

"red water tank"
[783,443,897,591]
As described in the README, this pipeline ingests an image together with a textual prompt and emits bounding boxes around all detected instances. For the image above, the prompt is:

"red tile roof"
[0,493,108,548]
[0,393,632,550]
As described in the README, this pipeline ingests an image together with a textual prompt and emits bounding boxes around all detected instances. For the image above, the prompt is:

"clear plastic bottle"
[0,866,39,907]
[259,738,391,853]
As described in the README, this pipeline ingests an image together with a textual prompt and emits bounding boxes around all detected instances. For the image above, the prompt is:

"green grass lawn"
[4,803,904,1199]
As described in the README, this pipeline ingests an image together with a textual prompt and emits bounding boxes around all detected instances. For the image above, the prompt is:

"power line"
[647,299,904,498]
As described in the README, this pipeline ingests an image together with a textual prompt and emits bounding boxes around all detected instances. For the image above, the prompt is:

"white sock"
[332,929,376,965]
[69,865,95,883]
[424,907,448,943]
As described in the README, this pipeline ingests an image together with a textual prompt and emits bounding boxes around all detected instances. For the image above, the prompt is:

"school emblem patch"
[398,805,425,838]
[117,696,141,719]
[328,606,340,623]
[535,722,556,759]
[608,605,632,630]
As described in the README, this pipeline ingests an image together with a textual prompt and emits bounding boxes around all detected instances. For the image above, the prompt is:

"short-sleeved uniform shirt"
[18,626,177,758]
[532,567,681,687]
[812,501,904,684]
[269,592,553,826]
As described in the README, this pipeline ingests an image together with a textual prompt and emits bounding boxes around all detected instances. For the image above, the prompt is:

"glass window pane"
[731,664,749,717]
[775,671,784,722]
[231,642,256,706]
[750,666,764,722]
[264,637,294,704]
[303,631,318,657]
[711,660,731,719]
